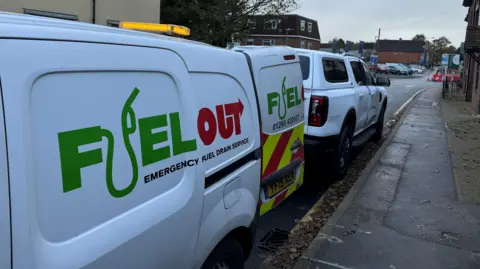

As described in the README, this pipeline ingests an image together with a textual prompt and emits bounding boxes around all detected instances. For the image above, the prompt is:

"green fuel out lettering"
[57,88,197,198]
[267,76,302,120]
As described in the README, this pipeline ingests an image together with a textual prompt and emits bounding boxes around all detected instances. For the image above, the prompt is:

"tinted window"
[350,61,365,85]
[322,59,348,83]
[362,63,375,85]
[299,56,310,80]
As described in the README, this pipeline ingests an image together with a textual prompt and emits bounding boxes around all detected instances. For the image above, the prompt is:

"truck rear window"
[322,59,348,83]
[299,55,310,80]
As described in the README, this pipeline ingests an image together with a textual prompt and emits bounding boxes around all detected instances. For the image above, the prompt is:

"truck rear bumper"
[304,134,338,156]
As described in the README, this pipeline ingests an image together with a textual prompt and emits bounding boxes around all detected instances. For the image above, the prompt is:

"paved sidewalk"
[294,87,480,269]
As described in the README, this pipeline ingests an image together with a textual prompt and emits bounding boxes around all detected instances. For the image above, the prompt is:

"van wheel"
[201,237,244,269]
[331,123,353,181]
[372,105,386,142]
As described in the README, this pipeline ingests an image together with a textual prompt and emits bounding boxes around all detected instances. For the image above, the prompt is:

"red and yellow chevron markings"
[260,124,305,216]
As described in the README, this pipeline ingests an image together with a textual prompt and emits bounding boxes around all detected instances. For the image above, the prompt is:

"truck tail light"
[308,96,329,127]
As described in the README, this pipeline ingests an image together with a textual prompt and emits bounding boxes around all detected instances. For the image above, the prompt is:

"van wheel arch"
[201,236,244,269]
[226,226,253,260]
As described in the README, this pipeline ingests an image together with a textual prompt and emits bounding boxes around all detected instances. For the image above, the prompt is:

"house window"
[107,19,120,27]
[308,22,312,33]
[394,52,398,55]
[300,20,305,31]
[264,19,278,29]
[263,39,275,46]
[248,18,256,29]
[308,42,312,50]
[301,40,306,48]
[246,39,254,45]
[23,8,78,21]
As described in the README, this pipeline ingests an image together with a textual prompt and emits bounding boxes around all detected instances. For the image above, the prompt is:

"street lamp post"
[428,36,435,68]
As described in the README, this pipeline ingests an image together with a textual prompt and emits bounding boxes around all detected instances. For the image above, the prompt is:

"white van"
[0,12,303,269]
[232,46,305,216]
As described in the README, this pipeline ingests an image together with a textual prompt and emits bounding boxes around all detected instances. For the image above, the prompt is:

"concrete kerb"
[294,88,429,265]
[393,88,426,117]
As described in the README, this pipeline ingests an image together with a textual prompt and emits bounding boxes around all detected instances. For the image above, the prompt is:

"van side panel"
[1,40,203,269]
[0,80,11,269]
[190,68,261,266]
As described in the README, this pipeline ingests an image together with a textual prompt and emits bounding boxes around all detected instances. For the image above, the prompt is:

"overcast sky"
[296,0,467,47]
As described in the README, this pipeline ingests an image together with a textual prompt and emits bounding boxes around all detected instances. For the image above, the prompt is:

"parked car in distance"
[387,64,408,75]
[369,64,381,74]
[369,64,388,74]
[377,64,388,74]
[409,64,424,74]
[399,64,414,75]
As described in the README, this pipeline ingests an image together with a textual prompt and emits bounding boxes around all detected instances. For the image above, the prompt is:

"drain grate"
[258,228,290,252]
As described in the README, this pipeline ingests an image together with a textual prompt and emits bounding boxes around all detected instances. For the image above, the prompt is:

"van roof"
[0,12,256,74]
[231,45,297,56]
[293,48,346,60]
[0,11,210,47]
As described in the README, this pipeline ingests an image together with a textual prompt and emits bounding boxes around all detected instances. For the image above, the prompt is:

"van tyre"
[201,237,244,269]
[372,104,386,142]
[331,123,353,181]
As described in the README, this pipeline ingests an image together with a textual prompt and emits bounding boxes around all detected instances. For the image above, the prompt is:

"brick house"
[376,39,425,64]
[462,0,480,113]
[319,42,376,60]
[241,14,321,49]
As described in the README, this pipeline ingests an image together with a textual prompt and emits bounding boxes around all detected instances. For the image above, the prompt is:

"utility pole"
[375,28,381,52]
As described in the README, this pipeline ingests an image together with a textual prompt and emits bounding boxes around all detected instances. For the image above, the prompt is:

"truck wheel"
[372,105,386,142]
[201,237,244,269]
[331,123,353,181]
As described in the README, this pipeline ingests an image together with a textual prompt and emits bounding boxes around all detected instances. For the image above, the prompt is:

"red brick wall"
[241,36,320,50]
[377,51,422,64]
[465,0,480,114]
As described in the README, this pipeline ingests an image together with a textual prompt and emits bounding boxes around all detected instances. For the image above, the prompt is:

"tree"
[447,45,457,54]
[430,36,452,64]
[412,34,426,42]
[161,0,298,47]
[336,38,345,49]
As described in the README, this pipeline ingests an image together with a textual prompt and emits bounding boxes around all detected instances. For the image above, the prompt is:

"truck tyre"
[372,104,386,142]
[331,123,353,181]
[201,237,244,269]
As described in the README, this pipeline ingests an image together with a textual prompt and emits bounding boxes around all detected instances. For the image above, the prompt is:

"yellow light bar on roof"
[119,22,190,36]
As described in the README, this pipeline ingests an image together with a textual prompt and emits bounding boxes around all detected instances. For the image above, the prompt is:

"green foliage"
[412,34,426,42]
[160,0,298,47]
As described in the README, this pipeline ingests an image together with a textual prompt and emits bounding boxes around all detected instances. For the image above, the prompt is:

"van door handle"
[290,139,302,151]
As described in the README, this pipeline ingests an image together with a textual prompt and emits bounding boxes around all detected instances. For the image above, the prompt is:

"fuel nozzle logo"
[267,76,302,120]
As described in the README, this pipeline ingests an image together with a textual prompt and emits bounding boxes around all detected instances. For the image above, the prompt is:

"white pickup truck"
[295,49,390,180]
[0,12,304,269]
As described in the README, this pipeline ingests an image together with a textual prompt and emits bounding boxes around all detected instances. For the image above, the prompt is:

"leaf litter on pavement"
[263,115,401,269]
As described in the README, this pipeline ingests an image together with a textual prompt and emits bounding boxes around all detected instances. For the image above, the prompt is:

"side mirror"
[376,76,390,87]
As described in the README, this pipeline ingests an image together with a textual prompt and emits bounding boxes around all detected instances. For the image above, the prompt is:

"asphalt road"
[245,74,438,269]
[383,74,437,120]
